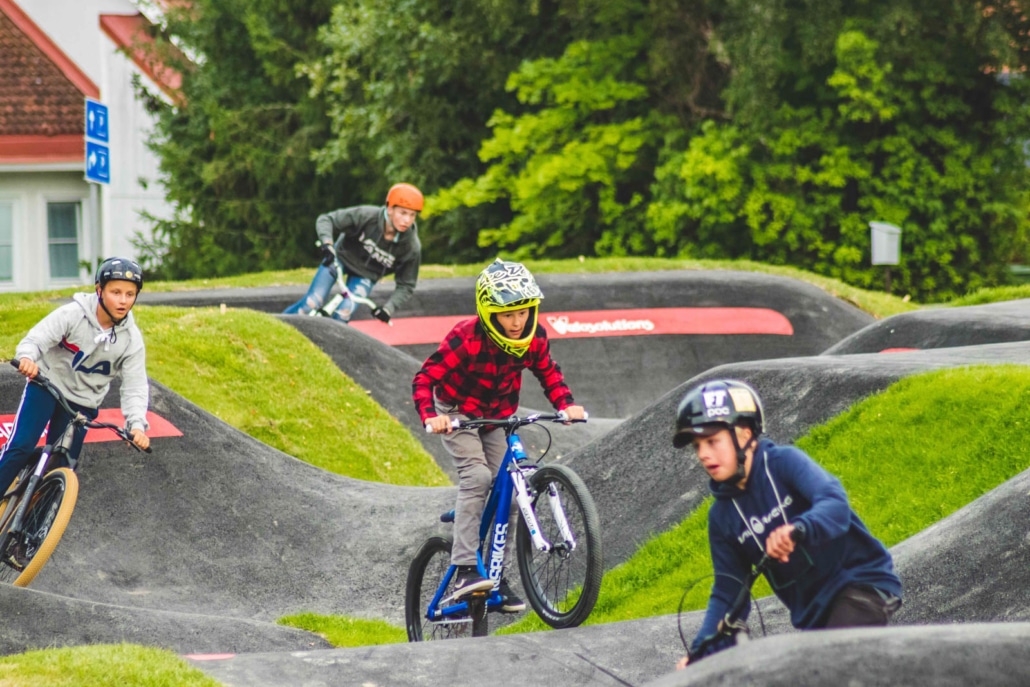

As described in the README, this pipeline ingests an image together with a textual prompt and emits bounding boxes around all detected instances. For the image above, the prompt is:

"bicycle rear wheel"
[0,468,78,587]
[516,464,602,629]
[404,535,488,641]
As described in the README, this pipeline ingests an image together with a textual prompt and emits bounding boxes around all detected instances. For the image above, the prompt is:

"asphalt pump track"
[1,272,1028,685]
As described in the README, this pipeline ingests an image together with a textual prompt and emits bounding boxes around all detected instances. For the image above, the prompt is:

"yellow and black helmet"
[475,258,543,357]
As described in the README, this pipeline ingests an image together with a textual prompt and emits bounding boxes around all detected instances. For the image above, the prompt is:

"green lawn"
[0,644,220,687]
[0,293,448,488]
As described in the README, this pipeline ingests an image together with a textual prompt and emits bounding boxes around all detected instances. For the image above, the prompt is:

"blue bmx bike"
[405,412,602,640]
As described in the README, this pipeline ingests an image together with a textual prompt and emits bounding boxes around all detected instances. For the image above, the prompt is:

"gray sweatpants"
[435,399,516,567]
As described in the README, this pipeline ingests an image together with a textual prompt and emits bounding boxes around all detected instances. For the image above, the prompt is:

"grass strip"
[277,613,406,647]
[0,644,220,687]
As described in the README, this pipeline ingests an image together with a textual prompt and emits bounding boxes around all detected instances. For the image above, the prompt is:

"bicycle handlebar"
[8,359,152,453]
[424,411,589,433]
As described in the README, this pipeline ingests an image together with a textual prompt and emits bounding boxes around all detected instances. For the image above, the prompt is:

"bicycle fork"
[511,467,577,553]
[2,446,52,543]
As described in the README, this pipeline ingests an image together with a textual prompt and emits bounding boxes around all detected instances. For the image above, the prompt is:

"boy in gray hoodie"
[0,257,151,496]
[283,183,423,323]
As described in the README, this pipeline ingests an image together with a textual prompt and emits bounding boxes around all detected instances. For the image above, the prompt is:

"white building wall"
[2,0,175,292]
[100,28,172,262]
[0,172,94,293]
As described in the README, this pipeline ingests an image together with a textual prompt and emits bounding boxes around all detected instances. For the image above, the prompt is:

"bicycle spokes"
[516,465,602,629]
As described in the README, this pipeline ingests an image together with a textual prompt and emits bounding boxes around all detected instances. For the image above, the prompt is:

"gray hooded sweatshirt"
[14,292,149,432]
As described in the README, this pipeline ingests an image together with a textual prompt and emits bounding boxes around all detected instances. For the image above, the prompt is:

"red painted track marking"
[350,307,793,346]
[879,347,920,353]
[0,410,182,450]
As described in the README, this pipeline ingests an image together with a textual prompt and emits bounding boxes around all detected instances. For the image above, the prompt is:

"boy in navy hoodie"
[671,379,901,666]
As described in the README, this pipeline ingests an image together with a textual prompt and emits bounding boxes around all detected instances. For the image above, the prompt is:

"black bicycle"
[683,552,774,662]
[0,360,150,586]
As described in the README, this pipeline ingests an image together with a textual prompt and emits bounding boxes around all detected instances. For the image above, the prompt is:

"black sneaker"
[450,565,493,600]
[498,577,526,613]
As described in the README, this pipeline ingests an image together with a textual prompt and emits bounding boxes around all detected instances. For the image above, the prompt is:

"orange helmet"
[385,183,424,212]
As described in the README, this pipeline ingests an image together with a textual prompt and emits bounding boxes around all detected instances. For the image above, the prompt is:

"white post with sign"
[84,98,110,274]
[869,221,901,294]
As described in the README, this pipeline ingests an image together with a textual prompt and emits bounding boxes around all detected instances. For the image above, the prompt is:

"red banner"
[0,409,182,450]
[350,307,793,346]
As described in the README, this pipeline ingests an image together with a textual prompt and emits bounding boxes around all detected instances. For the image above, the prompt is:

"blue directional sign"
[85,98,109,143]
[85,140,110,184]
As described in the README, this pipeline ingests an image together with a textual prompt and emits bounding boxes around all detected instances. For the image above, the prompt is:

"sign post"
[869,221,902,294]
[84,98,110,273]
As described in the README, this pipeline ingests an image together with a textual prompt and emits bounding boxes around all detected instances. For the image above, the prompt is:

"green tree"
[649,0,1030,300]
[307,0,599,263]
[423,0,731,259]
[428,33,658,258]
[136,0,349,278]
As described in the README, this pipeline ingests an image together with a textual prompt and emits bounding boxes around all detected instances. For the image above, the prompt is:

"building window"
[47,202,80,279]
[0,202,12,282]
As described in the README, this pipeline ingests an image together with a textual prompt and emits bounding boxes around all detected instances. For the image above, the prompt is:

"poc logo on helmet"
[703,390,730,417]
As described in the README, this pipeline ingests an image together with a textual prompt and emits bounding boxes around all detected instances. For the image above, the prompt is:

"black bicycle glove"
[371,306,391,323]
[319,243,336,267]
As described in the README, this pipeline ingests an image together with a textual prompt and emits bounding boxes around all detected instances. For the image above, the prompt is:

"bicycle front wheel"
[516,464,602,629]
[404,535,487,641]
[0,468,78,587]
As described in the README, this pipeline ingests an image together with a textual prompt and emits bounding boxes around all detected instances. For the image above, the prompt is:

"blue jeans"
[0,381,97,494]
[283,263,375,323]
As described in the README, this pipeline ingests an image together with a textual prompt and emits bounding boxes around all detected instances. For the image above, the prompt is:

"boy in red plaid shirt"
[412,259,586,609]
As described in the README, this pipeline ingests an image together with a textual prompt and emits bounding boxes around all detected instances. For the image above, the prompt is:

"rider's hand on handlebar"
[425,416,455,435]
[14,357,38,379]
[371,306,391,324]
[765,523,797,563]
[559,405,587,424]
[129,428,151,452]
[319,242,337,267]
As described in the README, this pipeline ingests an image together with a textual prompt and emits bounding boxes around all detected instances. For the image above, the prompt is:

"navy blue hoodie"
[691,438,901,657]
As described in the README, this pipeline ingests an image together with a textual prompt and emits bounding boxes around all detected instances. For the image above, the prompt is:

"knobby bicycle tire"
[0,468,78,587]
[404,535,487,641]
[516,464,602,628]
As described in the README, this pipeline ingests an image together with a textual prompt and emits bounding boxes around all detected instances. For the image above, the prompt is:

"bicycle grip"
[8,359,19,370]
[425,419,461,433]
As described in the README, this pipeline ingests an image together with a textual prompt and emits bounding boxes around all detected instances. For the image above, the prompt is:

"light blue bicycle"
[405,412,602,640]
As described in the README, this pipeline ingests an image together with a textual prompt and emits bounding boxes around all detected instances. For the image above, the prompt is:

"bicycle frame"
[311,257,382,321]
[0,406,81,555]
[424,428,552,620]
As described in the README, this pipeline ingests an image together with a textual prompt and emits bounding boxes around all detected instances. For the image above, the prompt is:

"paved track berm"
[1,272,1027,685]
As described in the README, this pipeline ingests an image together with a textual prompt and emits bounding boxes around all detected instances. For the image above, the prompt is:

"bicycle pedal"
[4,544,27,572]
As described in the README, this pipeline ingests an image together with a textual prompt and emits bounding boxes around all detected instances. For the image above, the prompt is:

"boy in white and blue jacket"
[1,258,150,496]
[672,379,902,666]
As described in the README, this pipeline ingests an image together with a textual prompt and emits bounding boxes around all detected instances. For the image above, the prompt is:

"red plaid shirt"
[412,317,575,423]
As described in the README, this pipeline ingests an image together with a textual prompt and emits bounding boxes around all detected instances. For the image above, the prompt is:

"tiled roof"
[0,0,97,138]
